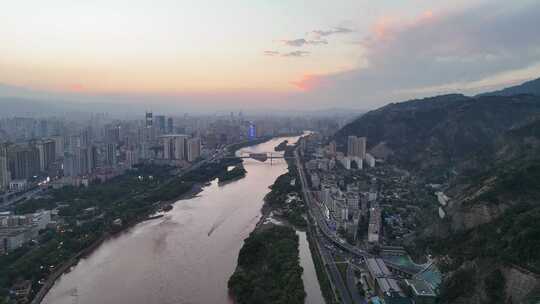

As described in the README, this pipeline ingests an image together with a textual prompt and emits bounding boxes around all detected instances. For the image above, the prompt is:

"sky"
[1,0,540,112]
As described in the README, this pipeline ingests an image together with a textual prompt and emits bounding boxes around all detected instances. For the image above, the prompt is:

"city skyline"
[2,0,540,111]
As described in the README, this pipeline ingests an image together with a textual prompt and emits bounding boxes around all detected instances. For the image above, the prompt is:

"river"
[42,136,324,304]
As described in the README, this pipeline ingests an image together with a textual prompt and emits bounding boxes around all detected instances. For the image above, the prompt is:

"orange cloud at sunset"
[290,74,324,91]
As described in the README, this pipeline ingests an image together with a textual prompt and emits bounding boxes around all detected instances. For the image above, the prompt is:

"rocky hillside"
[424,118,540,303]
[441,119,540,231]
[336,79,540,303]
[335,93,540,181]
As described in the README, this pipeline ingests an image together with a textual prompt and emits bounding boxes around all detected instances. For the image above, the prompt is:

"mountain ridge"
[478,77,540,97]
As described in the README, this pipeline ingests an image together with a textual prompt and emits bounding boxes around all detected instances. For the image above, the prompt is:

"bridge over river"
[228,151,294,163]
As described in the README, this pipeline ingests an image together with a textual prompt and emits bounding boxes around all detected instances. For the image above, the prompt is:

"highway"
[0,187,44,211]
[294,149,367,258]
[295,148,370,303]
[320,244,353,304]
[346,263,367,304]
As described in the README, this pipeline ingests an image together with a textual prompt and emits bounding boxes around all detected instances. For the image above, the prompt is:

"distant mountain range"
[479,76,540,97]
[335,76,540,304]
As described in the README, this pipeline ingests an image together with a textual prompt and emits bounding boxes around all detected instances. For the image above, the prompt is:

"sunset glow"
[1,0,540,110]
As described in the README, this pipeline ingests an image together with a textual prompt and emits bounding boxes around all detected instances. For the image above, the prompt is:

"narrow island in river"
[218,164,247,183]
[228,225,306,304]
[228,143,311,304]
[274,140,289,152]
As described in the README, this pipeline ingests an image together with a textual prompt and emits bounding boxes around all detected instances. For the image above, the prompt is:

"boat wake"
[207,216,227,236]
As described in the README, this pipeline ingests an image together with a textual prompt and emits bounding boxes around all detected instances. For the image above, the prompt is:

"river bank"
[229,150,325,304]
[26,158,228,304]
[228,171,306,304]
[30,180,204,304]
[40,135,320,304]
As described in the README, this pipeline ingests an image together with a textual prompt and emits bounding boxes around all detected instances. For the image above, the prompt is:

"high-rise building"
[347,136,367,159]
[105,143,118,166]
[347,136,357,157]
[248,123,256,139]
[143,112,156,142]
[67,146,97,176]
[36,140,56,172]
[155,115,166,133]
[358,137,366,159]
[63,152,78,177]
[8,145,40,180]
[87,146,98,174]
[51,136,65,159]
[161,137,173,160]
[328,141,337,156]
[187,137,201,162]
[125,149,139,168]
[205,133,218,149]
[160,134,189,160]
[0,143,11,191]
[167,117,174,134]
[105,125,121,143]
[80,128,91,147]
[69,135,81,152]
[145,112,153,128]
[173,135,188,160]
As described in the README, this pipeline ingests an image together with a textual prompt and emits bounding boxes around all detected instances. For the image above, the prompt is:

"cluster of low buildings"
[0,210,52,254]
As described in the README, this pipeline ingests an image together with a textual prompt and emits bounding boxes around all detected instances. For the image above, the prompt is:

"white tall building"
[347,136,366,159]
[365,153,376,168]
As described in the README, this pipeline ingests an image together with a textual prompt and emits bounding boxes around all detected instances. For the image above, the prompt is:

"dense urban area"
[0,111,345,303]
[2,78,540,304]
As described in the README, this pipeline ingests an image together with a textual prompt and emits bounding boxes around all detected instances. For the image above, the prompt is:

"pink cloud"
[284,1,540,108]
[290,74,324,91]
[69,83,85,92]
[368,10,436,44]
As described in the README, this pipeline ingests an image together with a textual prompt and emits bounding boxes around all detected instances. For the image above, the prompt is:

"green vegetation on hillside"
[335,93,540,180]
[475,162,540,205]
[228,225,305,304]
[431,202,540,302]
